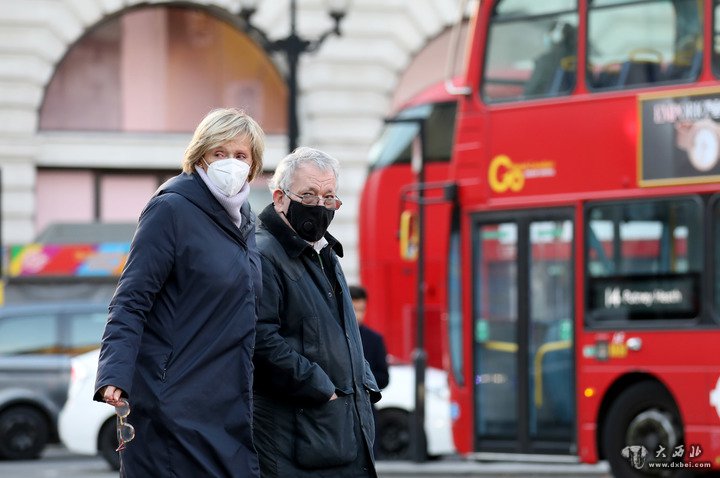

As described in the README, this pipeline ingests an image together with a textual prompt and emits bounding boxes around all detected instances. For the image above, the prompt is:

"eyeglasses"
[283,189,342,210]
[115,398,136,452]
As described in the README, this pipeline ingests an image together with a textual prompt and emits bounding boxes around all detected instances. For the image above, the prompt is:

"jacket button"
[327,291,332,298]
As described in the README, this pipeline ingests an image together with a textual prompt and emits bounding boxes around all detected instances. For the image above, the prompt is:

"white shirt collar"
[310,236,329,253]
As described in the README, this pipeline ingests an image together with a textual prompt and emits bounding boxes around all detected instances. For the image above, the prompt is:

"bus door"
[471,208,575,455]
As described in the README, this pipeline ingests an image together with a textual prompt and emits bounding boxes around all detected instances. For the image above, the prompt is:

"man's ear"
[272,189,285,210]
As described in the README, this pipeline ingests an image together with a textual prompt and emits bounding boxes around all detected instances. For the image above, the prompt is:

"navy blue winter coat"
[94,172,261,477]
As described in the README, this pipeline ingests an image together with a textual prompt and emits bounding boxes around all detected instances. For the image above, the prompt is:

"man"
[253,147,380,478]
[349,285,389,458]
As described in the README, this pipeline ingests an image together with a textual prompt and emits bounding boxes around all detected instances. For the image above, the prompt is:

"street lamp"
[238,0,351,153]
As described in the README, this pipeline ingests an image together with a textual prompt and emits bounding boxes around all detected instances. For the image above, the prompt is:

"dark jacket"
[359,325,389,390]
[253,204,380,478]
[94,172,261,477]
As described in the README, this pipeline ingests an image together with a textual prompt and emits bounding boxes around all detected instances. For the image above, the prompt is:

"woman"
[94,108,264,477]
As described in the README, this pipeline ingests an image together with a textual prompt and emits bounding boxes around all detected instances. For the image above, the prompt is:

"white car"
[375,364,455,459]
[59,351,455,469]
[58,349,120,470]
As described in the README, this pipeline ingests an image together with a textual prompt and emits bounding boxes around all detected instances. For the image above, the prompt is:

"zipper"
[315,250,325,272]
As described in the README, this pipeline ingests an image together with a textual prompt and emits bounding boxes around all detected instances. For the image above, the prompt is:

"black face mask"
[285,200,334,242]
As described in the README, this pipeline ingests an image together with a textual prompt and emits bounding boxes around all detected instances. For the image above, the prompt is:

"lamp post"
[239,0,350,153]
[386,116,429,463]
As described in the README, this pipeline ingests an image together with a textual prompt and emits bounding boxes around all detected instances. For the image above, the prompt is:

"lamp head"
[326,0,351,16]
[325,0,350,35]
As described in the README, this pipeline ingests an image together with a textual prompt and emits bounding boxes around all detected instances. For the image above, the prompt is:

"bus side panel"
[578,331,720,466]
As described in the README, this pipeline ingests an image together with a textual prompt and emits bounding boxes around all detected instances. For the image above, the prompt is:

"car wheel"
[98,419,120,470]
[377,408,424,460]
[602,381,683,478]
[0,406,49,460]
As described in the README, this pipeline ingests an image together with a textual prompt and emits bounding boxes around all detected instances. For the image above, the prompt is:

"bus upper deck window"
[587,0,702,91]
[482,0,578,102]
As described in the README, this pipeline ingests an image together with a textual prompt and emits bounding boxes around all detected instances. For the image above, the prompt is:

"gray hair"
[269,147,340,192]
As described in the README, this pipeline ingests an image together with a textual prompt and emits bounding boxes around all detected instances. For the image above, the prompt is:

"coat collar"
[257,203,343,258]
[156,172,253,245]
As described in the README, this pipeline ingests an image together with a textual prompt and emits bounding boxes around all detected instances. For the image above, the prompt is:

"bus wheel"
[602,381,683,477]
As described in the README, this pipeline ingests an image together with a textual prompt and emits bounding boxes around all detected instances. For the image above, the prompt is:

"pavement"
[376,458,612,477]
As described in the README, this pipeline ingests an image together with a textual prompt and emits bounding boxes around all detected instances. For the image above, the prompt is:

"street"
[0,446,612,478]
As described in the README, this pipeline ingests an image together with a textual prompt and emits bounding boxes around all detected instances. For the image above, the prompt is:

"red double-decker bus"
[361,0,720,475]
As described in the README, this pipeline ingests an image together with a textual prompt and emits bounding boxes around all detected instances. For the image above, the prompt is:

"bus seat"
[591,64,620,89]
[617,60,661,86]
[548,56,576,95]
[664,51,702,81]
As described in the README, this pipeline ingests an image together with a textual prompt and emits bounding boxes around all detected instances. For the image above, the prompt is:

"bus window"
[529,220,574,443]
[587,0,702,90]
[483,0,577,102]
[473,222,518,439]
[586,197,702,322]
[368,102,456,170]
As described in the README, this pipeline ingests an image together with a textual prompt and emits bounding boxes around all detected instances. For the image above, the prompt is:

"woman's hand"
[101,385,125,407]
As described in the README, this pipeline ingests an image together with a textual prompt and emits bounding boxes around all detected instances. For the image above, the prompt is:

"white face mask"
[204,158,251,196]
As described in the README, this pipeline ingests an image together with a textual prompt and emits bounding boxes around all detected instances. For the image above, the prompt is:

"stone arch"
[38,3,287,134]
[0,1,280,137]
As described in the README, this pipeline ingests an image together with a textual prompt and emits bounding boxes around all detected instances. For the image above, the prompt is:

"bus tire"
[98,419,120,471]
[0,405,49,460]
[602,381,683,477]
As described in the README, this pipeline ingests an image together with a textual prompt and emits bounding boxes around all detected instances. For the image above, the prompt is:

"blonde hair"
[182,108,265,180]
